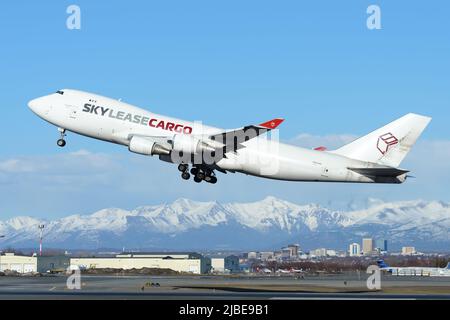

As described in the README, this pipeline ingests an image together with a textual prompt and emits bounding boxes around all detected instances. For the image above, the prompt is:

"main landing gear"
[57,128,67,147]
[177,164,217,184]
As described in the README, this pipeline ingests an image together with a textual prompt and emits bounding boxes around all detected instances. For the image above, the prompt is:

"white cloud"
[0,159,36,173]
[0,150,121,176]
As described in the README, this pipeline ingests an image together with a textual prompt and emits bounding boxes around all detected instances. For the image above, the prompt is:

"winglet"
[259,118,284,129]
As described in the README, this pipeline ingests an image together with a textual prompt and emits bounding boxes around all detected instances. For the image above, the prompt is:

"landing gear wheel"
[204,175,212,183]
[57,139,66,147]
[193,176,202,183]
[196,171,205,180]
[178,164,188,172]
[209,176,217,184]
[181,172,190,180]
[190,167,199,175]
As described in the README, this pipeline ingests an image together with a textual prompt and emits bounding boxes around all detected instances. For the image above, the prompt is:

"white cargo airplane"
[28,89,431,184]
[377,260,450,277]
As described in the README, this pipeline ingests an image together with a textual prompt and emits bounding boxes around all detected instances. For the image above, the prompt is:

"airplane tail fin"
[332,113,431,167]
[377,259,389,269]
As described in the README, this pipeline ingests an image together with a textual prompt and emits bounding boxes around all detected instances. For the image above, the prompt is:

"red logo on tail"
[377,133,398,155]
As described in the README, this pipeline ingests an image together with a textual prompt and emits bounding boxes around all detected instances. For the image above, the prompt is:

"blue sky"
[0,1,449,219]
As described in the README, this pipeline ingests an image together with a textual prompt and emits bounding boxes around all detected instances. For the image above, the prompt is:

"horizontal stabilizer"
[348,167,409,177]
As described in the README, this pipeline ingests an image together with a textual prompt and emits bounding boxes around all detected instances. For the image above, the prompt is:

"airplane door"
[65,104,78,119]
[312,161,329,178]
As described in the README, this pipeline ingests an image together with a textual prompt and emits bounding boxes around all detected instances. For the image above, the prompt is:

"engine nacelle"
[128,136,171,156]
[171,134,215,155]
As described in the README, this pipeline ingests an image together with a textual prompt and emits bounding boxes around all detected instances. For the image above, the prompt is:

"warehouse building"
[210,255,240,273]
[0,253,70,273]
[1,252,210,274]
[0,253,37,273]
[70,252,209,274]
[38,255,71,273]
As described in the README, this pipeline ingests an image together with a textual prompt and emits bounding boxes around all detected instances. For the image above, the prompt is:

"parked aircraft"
[377,260,450,277]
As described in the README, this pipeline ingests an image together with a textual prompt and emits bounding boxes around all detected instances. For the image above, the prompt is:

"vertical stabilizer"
[333,113,431,167]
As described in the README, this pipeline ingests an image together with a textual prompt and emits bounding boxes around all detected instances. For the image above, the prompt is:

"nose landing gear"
[57,128,66,147]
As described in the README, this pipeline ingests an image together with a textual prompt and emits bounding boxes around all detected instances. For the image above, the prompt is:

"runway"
[0,274,449,300]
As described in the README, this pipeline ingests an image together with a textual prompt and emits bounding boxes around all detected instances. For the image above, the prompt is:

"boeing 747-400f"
[28,89,431,184]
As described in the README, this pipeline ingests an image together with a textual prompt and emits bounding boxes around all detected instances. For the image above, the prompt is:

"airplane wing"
[207,118,284,152]
[137,118,284,168]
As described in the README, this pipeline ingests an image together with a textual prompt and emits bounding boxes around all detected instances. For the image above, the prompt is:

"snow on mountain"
[343,200,450,226]
[132,198,230,232]
[225,196,350,232]
[0,197,449,251]
[1,216,44,232]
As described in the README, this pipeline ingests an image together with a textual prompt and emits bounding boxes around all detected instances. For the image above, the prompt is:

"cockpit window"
[56,90,64,95]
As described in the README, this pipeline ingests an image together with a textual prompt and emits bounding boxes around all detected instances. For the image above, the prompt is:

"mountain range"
[0,197,449,252]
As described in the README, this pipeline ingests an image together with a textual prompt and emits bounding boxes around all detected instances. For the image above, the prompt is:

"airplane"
[261,268,272,274]
[289,268,304,274]
[276,267,304,274]
[276,269,291,274]
[377,259,450,277]
[28,89,431,184]
[254,266,272,274]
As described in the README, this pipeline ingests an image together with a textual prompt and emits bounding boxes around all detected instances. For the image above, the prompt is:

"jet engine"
[128,136,171,156]
[170,134,216,155]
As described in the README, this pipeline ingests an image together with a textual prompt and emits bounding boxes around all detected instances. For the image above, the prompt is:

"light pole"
[38,225,45,256]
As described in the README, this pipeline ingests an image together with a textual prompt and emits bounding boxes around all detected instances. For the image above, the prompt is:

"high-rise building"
[247,252,257,260]
[259,252,274,261]
[310,248,327,257]
[349,243,361,257]
[362,238,374,255]
[401,247,416,255]
[287,244,300,257]
[375,239,388,253]
[280,248,292,260]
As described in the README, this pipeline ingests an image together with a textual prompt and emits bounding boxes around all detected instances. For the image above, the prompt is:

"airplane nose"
[28,98,39,110]
[28,96,49,115]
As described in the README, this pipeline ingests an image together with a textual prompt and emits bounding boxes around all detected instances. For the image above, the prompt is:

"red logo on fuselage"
[149,118,192,134]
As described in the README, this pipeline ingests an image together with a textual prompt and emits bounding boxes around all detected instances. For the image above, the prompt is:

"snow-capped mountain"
[0,197,448,251]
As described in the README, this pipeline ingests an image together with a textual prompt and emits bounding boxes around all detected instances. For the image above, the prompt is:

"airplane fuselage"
[382,266,450,277]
